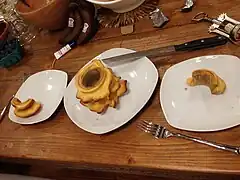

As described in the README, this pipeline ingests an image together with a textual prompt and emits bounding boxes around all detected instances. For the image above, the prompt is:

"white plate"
[64,48,158,134]
[160,55,240,132]
[9,70,68,124]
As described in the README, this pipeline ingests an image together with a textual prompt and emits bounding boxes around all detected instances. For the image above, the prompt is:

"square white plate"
[64,48,158,134]
[160,55,240,132]
[9,70,68,124]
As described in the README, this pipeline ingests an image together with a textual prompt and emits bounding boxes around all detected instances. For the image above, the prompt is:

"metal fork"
[0,95,14,123]
[138,120,240,155]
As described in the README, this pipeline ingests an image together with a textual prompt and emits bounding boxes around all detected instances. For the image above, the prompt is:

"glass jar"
[0,0,37,46]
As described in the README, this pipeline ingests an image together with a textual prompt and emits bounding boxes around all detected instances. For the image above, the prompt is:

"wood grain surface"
[0,0,240,178]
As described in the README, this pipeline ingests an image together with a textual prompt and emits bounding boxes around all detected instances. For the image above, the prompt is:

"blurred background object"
[150,8,169,28]
[0,38,24,68]
[0,19,9,45]
[181,0,194,12]
[16,0,70,30]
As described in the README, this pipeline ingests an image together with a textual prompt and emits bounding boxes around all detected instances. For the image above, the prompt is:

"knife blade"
[102,36,228,64]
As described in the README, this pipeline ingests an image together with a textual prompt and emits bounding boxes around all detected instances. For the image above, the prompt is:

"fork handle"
[173,133,240,155]
[0,95,14,123]
[0,106,8,122]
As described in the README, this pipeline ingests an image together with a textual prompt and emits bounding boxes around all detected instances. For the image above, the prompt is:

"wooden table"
[0,0,240,179]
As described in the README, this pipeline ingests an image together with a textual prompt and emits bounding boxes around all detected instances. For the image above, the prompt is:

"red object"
[0,20,9,41]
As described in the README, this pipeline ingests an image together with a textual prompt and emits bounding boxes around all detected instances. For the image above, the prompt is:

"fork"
[0,95,14,123]
[138,120,240,155]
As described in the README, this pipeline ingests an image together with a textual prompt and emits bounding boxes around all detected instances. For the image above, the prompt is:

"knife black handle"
[174,36,228,51]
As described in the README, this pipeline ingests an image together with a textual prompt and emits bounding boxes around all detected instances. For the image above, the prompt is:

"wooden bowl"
[16,0,70,30]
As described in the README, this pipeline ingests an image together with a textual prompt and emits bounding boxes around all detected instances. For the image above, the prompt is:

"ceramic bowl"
[85,0,145,13]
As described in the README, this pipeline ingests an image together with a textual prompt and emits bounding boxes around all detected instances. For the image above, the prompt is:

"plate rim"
[64,47,159,134]
[8,70,68,125]
[160,54,240,132]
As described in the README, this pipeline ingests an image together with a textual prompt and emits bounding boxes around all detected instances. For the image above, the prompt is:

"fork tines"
[138,120,167,138]
[138,120,157,133]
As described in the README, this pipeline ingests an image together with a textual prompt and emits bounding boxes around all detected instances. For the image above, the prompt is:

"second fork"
[138,120,240,155]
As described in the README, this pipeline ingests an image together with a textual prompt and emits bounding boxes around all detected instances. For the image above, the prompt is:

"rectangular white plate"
[160,55,240,132]
[64,48,158,134]
[9,70,67,124]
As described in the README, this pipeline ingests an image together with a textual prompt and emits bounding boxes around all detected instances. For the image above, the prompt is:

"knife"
[102,36,228,64]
